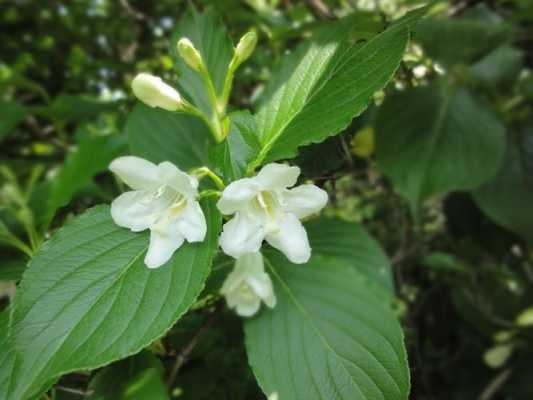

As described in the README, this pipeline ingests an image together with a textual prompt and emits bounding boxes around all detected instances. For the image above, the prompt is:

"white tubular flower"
[109,156,206,269]
[217,163,328,264]
[220,252,276,317]
[131,73,182,111]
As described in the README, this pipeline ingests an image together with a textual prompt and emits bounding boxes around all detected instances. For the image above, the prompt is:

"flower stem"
[199,189,222,200]
[220,64,237,115]
[181,101,224,143]
[191,167,225,190]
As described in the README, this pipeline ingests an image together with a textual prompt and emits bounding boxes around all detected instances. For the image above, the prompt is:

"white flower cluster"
[110,38,328,317]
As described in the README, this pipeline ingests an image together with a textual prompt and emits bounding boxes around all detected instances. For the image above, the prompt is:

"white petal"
[176,201,206,243]
[262,277,277,309]
[144,221,184,268]
[235,252,264,274]
[256,163,300,189]
[235,300,262,317]
[248,274,275,307]
[111,190,161,232]
[283,184,328,219]
[223,252,264,295]
[217,178,260,215]
[219,212,264,258]
[131,73,182,111]
[157,161,198,198]
[109,156,160,190]
[266,213,311,264]
[263,288,276,309]
[220,267,247,296]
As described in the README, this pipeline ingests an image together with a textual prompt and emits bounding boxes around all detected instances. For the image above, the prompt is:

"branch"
[165,304,222,389]
[479,368,513,400]
[306,0,334,20]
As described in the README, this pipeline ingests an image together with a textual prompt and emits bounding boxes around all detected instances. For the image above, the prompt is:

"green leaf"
[88,352,168,400]
[473,123,533,243]
[45,95,121,122]
[306,217,393,292]
[0,310,15,397]
[42,134,126,227]
[469,45,523,88]
[0,201,220,399]
[375,85,506,211]
[0,258,28,281]
[0,101,27,142]
[170,9,233,114]
[209,111,260,182]
[127,104,211,170]
[245,252,409,400]
[251,9,424,167]
[415,16,513,66]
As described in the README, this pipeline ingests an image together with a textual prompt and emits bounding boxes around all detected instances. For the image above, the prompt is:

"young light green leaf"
[473,121,533,243]
[251,9,424,167]
[376,85,506,211]
[0,201,220,400]
[126,104,211,170]
[245,252,409,400]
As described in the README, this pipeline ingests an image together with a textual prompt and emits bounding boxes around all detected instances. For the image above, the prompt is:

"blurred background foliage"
[1,0,533,399]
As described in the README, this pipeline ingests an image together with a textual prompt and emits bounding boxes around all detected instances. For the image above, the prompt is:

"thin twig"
[56,386,94,397]
[119,0,147,20]
[166,305,221,389]
[306,0,334,20]
[479,368,513,400]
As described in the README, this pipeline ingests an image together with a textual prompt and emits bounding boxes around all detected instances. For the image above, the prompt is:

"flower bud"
[177,38,204,71]
[516,307,533,326]
[131,73,182,111]
[483,344,513,369]
[234,31,257,66]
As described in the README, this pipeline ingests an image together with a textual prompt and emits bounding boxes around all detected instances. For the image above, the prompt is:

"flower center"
[169,195,187,217]
[252,191,279,233]
[239,282,257,302]
[149,185,188,234]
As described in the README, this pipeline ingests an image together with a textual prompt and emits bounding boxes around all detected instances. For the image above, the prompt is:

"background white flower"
[220,252,276,317]
[217,163,328,263]
[0,280,16,302]
[110,156,206,268]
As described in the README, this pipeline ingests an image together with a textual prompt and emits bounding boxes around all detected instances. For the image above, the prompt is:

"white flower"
[131,73,182,111]
[220,252,276,317]
[109,156,206,268]
[217,163,328,263]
